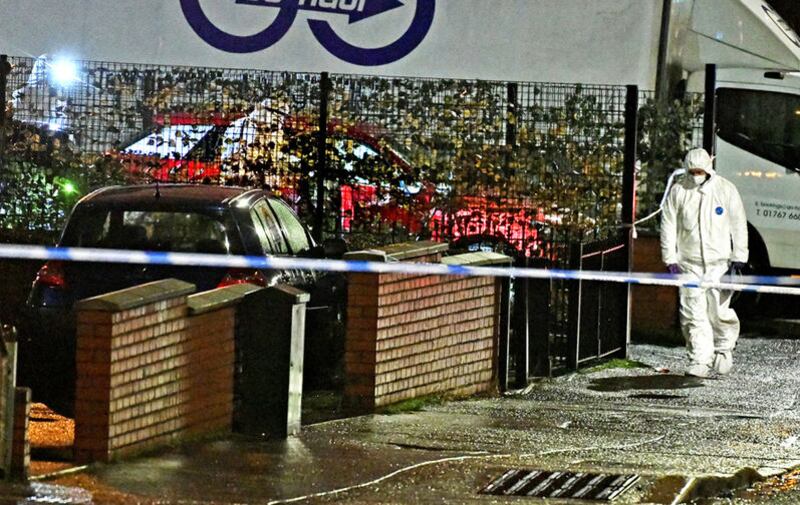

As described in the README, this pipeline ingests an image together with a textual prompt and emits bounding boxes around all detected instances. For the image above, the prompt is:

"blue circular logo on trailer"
[715,206,724,215]
[180,0,436,66]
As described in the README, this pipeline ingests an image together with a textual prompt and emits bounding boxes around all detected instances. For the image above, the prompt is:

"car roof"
[78,184,262,210]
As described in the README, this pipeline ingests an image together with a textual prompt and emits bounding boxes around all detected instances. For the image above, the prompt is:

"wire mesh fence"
[327,75,633,258]
[1,54,699,258]
[635,89,705,226]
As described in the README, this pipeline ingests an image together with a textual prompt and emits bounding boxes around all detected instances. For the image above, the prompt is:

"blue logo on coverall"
[180,0,436,66]
[716,206,724,215]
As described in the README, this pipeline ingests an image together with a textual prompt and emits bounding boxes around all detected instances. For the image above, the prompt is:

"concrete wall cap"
[343,249,389,262]
[379,240,449,261]
[188,283,265,315]
[75,279,196,312]
[442,252,513,266]
[344,241,449,263]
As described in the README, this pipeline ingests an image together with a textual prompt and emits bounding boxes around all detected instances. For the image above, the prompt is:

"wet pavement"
[4,337,800,504]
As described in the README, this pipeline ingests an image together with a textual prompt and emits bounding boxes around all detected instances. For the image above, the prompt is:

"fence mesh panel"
[1,54,699,257]
[2,56,324,242]
[328,76,630,256]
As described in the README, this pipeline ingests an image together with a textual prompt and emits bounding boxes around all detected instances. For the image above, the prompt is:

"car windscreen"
[62,208,236,254]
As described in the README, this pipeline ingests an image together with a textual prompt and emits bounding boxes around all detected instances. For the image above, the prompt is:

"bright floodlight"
[50,58,79,86]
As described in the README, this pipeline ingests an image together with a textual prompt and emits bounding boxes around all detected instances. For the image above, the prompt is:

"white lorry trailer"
[668,1,800,274]
[1,0,800,272]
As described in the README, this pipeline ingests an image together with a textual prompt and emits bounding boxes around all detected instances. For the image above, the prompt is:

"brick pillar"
[10,387,30,480]
[343,247,509,411]
[73,279,196,463]
[344,272,379,412]
[74,309,113,464]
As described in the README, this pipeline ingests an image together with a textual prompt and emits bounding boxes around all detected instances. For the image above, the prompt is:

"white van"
[670,1,800,274]
[710,69,800,273]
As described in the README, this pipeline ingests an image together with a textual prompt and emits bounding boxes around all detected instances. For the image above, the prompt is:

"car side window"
[251,199,288,254]
[69,210,111,247]
[267,198,311,254]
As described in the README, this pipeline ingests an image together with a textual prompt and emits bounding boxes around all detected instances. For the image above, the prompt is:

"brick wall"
[631,232,680,343]
[0,327,29,480]
[344,245,509,410]
[10,387,30,480]
[74,279,237,463]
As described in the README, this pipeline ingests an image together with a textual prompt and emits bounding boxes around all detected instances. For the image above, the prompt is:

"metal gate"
[567,234,630,369]
[502,87,639,387]
[509,231,631,383]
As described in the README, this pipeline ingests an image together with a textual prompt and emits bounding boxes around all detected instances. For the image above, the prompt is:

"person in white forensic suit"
[660,147,749,377]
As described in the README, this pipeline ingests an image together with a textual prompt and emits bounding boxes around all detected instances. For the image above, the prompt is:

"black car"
[19,184,346,413]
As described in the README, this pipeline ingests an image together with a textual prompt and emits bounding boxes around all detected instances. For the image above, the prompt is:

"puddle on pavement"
[642,475,689,503]
[17,482,93,504]
[642,468,765,504]
[588,374,705,393]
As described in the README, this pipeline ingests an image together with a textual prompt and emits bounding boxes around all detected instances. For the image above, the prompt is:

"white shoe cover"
[686,363,711,378]
[713,352,733,375]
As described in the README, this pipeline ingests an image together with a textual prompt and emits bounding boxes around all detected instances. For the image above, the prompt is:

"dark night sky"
[769,0,800,33]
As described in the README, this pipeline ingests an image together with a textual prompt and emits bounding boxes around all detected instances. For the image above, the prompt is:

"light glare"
[50,59,79,86]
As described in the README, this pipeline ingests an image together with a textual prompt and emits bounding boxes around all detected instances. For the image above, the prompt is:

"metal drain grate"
[481,469,640,501]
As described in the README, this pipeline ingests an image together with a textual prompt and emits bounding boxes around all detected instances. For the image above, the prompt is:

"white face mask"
[693,174,707,186]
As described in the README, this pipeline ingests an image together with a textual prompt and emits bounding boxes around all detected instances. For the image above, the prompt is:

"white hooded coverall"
[660,162,748,368]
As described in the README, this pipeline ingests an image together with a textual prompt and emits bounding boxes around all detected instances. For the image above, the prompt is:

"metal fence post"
[497,277,511,392]
[2,324,18,479]
[567,242,583,370]
[0,55,11,173]
[622,85,639,351]
[142,70,156,131]
[622,85,638,231]
[504,83,530,386]
[512,272,529,389]
[505,82,518,147]
[703,64,717,155]
[314,72,331,243]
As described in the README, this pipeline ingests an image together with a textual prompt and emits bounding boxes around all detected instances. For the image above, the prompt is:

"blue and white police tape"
[1,243,799,296]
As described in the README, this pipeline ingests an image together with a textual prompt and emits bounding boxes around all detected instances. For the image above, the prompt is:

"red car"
[118,106,547,258]
[118,106,433,226]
